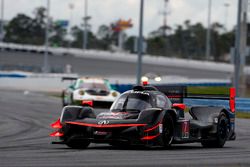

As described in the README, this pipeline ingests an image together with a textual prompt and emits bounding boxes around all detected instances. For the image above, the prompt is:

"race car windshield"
[111,92,152,112]
[75,82,108,91]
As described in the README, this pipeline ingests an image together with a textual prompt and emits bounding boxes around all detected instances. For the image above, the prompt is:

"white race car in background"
[62,77,120,107]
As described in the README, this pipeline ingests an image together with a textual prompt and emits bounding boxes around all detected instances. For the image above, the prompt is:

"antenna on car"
[133,86,144,91]
[144,86,158,91]
[132,85,158,91]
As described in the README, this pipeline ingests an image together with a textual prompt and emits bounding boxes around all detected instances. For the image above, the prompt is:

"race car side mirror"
[69,85,75,89]
[172,103,186,110]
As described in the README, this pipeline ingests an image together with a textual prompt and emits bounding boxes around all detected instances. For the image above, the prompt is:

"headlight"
[214,117,218,123]
[112,91,118,97]
[79,90,85,96]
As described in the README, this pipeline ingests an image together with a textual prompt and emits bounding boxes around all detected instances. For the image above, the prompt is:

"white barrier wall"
[2,42,250,74]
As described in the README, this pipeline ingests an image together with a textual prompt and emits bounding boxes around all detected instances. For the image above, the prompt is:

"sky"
[2,0,239,36]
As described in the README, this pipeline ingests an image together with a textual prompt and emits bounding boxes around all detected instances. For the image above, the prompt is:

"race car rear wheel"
[66,140,90,149]
[201,113,229,148]
[162,113,174,148]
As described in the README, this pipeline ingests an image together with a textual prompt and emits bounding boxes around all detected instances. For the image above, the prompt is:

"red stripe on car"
[65,121,146,128]
[144,122,161,132]
[141,133,160,140]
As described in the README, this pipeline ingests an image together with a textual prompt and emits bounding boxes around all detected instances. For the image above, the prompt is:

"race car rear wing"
[154,85,235,112]
[154,85,187,103]
[61,77,78,82]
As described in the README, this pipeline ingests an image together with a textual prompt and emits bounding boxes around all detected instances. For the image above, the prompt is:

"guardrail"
[0,72,249,112]
[184,98,249,113]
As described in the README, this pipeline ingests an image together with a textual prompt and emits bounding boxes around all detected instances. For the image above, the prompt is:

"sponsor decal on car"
[94,131,109,135]
[97,120,110,125]
[131,91,150,96]
[159,124,163,133]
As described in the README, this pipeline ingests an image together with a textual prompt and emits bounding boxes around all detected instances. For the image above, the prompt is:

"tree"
[210,22,226,61]
[147,35,166,56]
[4,7,47,45]
[4,6,69,47]
[124,36,136,52]
[169,25,185,57]
[188,23,206,59]
[50,23,67,47]
[145,20,234,62]
[96,24,112,50]
[97,25,110,40]
[31,7,47,45]
[147,25,173,56]
[71,26,105,50]
[4,14,34,44]
[96,24,127,50]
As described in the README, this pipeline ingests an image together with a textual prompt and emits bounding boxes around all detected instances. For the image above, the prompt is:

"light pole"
[83,0,90,50]
[0,0,4,43]
[136,0,144,85]
[205,0,212,60]
[233,0,248,97]
[234,0,243,96]
[68,3,74,48]
[161,0,169,36]
[43,0,50,73]
[224,3,230,32]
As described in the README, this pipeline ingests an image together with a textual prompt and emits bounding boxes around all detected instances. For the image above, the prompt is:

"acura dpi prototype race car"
[50,85,236,149]
[62,77,120,107]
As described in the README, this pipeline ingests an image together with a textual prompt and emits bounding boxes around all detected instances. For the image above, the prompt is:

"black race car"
[50,85,236,149]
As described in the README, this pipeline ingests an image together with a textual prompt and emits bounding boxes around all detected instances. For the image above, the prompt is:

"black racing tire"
[162,113,174,148]
[62,91,67,107]
[201,113,229,148]
[66,140,90,149]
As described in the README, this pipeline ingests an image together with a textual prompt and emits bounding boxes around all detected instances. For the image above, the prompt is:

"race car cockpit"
[110,86,172,113]
[110,91,153,113]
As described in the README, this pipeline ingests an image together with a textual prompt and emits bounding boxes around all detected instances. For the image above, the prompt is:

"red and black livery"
[50,85,236,149]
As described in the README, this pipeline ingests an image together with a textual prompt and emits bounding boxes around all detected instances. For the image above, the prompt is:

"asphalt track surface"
[1,90,250,167]
[0,51,230,79]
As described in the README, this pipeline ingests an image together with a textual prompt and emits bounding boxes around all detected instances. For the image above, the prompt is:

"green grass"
[185,109,250,119]
[188,86,250,97]
[187,86,250,118]
[236,112,250,119]
[187,86,230,95]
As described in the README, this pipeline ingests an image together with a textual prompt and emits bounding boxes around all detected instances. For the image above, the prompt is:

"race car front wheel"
[62,91,67,107]
[162,113,174,148]
[201,112,229,148]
